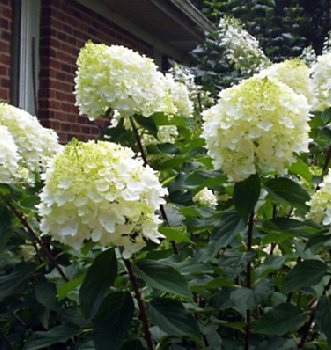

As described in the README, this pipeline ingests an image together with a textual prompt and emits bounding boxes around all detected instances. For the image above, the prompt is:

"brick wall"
[0,0,12,102]
[39,0,154,143]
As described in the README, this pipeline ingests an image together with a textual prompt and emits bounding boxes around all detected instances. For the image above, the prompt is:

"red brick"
[2,0,153,142]
[60,123,72,131]
[0,65,6,75]
[0,88,9,100]
[71,124,81,132]
[1,7,11,18]
[0,0,10,8]
[38,0,153,142]
[0,0,11,103]
[0,78,9,88]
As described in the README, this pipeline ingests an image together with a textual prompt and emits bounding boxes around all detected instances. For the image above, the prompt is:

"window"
[12,0,40,115]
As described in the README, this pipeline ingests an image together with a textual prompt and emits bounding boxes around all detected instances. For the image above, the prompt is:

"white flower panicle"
[307,170,331,226]
[157,125,178,144]
[193,187,218,207]
[0,125,21,183]
[74,42,164,120]
[0,103,61,182]
[161,73,193,118]
[218,17,270,75]
[142,125,179,146]
[322,31,331,54]
[257,59,314,105]
[75,42,194,121]
[168,64,198,93]
[311,51,331,112]
[38,140,168,258]
[300,45,317,67]
[168,63,214,109]
[202,76,311,182]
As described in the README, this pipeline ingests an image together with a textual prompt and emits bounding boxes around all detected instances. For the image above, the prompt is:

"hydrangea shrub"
[2,38,331,350]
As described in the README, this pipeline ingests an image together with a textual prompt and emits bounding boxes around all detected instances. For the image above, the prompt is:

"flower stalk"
[124,259,154,350]
[130,117,179,256]
[245,211,255,350]
[8,202,69,282]
[298,277,331,348]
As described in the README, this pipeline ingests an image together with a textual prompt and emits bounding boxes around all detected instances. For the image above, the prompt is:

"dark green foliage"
[254,304,307,336]
[24,325,79,350]
[148,299,201,339]
[233,175,261,222]
[0,263,35,301]
[135,259,193,299]
[264,177,310,212]
[79,248,118,319]
[93,292,134,350]
[284,259,328,293]
[316,296,331,348]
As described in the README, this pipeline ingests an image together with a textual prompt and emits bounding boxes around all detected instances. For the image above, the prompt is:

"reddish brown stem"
[245,211,255,350]
[12,311,30,332]
[298,277,331,348]
[0,328,12,350]
[129,117,148,166]
[246,211,254,289]
[197,92,203,114]
[8,203,69,282]
[124,259,154,350]
[130,117,179,256]
[322,145,331,176]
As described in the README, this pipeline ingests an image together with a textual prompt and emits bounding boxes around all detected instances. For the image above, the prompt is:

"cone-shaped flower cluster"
[168,63,213,110]
[307,170,331,225]
[38,140,168,258]
[142,125,179,146]
[157,125,179,144]
[311,51,331,112]
[0,103,61,183]
[202,76,311,182]
[218,17,270,75]
[74,42,193,120]
[161,73,193,117]
[257,59,314,105]
[193,187,218,207]
[0,125,21,183]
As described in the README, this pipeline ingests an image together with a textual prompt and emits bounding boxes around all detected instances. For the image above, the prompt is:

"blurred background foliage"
[189,0,330,97]
[191,0,330,59]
